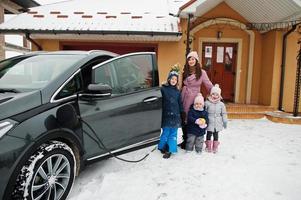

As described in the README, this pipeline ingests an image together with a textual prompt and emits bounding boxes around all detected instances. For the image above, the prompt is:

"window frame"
[92,52,156,96]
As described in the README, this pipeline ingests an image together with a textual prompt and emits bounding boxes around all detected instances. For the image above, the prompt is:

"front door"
[201,42,237,102]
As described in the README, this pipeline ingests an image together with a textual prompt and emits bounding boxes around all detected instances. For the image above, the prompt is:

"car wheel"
[11,141,76,200]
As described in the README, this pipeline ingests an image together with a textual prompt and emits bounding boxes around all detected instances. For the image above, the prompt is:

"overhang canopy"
[0,0,187,41]
[180,0,301,24]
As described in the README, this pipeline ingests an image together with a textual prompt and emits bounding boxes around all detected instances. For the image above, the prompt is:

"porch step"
[266,111,301,125]
[226,104,275,119]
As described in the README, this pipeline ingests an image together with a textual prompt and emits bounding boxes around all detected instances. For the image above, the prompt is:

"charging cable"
[80,118,157,163]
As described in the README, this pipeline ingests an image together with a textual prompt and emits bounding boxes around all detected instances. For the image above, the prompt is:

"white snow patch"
[67,118,301,200]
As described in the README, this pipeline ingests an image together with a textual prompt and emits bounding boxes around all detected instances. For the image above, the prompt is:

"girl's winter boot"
[212,141,220,153]
[205,140,213,152]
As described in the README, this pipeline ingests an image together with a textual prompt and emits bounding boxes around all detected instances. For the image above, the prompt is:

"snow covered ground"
[67,118,301,200]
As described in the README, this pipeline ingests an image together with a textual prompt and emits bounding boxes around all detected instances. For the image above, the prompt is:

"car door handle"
[143,97,159,103]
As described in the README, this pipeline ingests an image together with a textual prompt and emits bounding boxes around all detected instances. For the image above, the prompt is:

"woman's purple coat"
[181,70,213,118]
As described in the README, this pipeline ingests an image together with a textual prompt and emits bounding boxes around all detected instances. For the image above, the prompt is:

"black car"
[0,51,162,200]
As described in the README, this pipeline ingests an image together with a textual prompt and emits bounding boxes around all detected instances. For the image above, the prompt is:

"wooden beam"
[0,0,23,14]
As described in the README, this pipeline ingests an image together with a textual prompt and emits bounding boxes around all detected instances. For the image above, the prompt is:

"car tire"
[11,141,76,200]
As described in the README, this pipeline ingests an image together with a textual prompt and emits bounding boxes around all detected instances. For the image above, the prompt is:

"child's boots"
[163,152,171,159]
[205,140,213,152]
[212,141,220,153]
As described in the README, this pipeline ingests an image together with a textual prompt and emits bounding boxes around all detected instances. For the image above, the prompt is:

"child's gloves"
[223,122,227,129]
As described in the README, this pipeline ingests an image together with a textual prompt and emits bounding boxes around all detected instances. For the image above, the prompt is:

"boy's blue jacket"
[161,84,183,128]
[187,106,208,136]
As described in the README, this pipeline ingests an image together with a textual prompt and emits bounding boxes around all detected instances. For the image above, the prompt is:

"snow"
[67,118,301,200]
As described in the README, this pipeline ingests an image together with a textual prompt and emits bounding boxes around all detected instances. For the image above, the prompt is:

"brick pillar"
[0,6,5,60]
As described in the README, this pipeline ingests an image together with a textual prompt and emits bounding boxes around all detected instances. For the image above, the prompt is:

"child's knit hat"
[194,93,204,105]
[167,70,179,81]
[187,51,199,62]
[210,84,221,96]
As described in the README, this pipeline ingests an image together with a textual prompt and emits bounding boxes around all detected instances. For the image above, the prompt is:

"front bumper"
[0,134,28,200]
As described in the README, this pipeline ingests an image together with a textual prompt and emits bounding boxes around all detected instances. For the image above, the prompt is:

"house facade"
[0,0,300,113]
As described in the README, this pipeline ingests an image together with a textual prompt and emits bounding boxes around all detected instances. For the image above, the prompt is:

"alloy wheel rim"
[31,154,71,200]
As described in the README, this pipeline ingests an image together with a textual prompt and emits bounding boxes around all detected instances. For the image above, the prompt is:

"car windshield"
[0,54,85,92]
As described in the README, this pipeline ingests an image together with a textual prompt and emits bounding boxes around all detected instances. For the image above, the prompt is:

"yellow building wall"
[157,20,187,85]
[283,29,301,112]
[192,2,248,26]
[259,32,276,105]
[32,39,60,51]
[270,31,283,108]
[251,31,263,104]
[259,31,283,107]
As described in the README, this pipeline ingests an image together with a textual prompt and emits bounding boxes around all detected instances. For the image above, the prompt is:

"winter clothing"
[161,84,183,128]
[194,93,204,106]
[206,131,219,141]
[205,88,228,153]
[186,134,204,152]
[163,152,171,159]
[187,51,200,62]
[158,128,178,153]
[210,84,222,96]
[158,78,183,156]
[185,105,208,152]
[181,71,213,119]
[212,141,220,153]
[186,106,208,137]
[167,71,179,81]
[205,100,227,132]
[205,140,213,152]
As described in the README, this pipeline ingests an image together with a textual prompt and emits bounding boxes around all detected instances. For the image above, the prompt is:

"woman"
[180,51,213,149]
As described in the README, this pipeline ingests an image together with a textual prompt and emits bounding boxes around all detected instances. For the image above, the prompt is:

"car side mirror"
[81,83,112,98]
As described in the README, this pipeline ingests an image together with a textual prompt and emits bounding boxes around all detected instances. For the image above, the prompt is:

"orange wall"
[192,2,248,28]
[259,31,283,107]
[251,31,263,104]
[259,31,276,105]
[283,28,301,112]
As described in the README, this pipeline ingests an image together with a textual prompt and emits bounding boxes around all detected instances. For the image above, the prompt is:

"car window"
[0,54,85,91]
[93,54,154,95]
[54,73,82,100]
[94,62,117,92]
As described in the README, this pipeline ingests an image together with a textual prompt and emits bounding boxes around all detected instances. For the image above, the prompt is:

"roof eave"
[0,29,182,36]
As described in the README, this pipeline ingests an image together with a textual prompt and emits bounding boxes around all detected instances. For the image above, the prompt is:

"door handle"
[143,97,159,103]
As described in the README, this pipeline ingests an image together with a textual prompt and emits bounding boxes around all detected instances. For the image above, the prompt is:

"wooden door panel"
[202,42,237,102]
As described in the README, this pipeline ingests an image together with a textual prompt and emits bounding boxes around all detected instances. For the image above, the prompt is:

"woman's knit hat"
[210,84,221,96]
[194,93,204,105]
[187,51,199,62]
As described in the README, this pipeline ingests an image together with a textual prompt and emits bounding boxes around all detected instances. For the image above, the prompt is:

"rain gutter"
[25,32,42,50]
[1,29,182,37]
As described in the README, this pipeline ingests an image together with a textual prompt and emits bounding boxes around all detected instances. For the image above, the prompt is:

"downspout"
[25,32,42,51]
[278,24,297,111]
[185,13,193,57]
